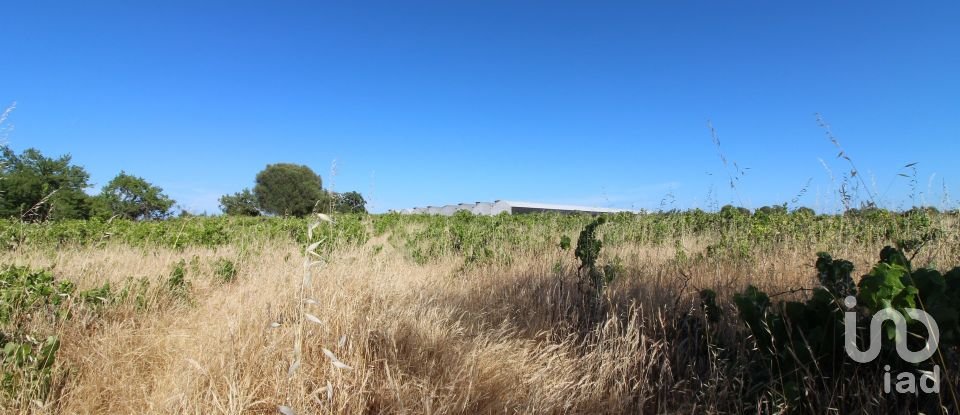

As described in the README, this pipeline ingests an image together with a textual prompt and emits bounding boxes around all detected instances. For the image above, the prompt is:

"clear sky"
[2,1,958,213]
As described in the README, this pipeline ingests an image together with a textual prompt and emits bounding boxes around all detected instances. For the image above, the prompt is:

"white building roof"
[404,200,636,215]
[496,200,633,214]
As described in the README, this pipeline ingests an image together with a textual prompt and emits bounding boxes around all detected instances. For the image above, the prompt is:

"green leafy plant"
[572,216,620,328]
[213,258,238,284]
[1,335,60,401]
[166,259,191,300]
[732,246,960,411]
[0,265,74,325]
[575,216,606,288]
[117,276,152,310]
[602,256,624,285]
[0,266,74,402]
[78,282,113,307]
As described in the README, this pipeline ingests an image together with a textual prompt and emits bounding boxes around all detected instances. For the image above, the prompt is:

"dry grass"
[1,223,955,414]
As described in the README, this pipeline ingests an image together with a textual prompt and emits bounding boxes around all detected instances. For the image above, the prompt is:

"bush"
[732,247,960,410]
[214,258,237,284]
[0,265,73,401]
[166,259,190,300]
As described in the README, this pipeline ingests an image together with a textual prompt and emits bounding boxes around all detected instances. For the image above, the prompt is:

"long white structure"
[402,200,635,216]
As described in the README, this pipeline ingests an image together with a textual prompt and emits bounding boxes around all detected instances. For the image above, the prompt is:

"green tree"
[843,201,889,218]
[0,147,92,220]
[334,191,367,214]
[253,163,324,217]
[719,204,751,218]
[792,206,816,217]
[219,188,260,216]
[96,171,175,220]
[754,204,787,216]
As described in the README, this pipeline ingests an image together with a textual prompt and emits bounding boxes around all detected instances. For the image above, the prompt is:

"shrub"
[166,259,191,300]
[0,265,73,402]
[214,258,237,284]
[732,247,960,410]
[0,265,73,324]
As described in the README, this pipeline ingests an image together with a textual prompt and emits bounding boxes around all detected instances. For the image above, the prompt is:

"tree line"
[0,147,365,221]
[218,163,367,217]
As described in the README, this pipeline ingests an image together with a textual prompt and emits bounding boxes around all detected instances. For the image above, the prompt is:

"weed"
[213,258,237,284]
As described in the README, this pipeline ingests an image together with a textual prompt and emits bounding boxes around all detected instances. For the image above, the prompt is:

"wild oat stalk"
[20,189,58,223]
[707,120,746,207]
[0,101,15,140]
[0,101,15,199]
[328,160,338,214]
[280,212,335,415]
[816,113,876,207]
[789,178,812,209]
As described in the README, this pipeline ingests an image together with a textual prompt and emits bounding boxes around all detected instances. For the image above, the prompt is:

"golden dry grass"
[1,223,956,414]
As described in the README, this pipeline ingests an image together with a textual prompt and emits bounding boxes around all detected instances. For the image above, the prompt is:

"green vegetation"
[0,192,947,271]
[575,216,607,291]
[0,266,71,401]
[0,214,369,250]
[95,171,175,220]
[1,186,959,412]
[166,259,190,300]
[213,258,238,284]
[331,191,367,214]
[369,207,954,267]
[731,247,960,412]
[1,207,954,268]
[253,163,326,217]
[217,163,369,217]
[0,146,369,220]
[0,147,92,221]
[218,188,260,216]
[0,147,177,222]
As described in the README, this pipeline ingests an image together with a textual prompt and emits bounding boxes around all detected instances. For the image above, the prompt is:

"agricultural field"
[2,209,959,414]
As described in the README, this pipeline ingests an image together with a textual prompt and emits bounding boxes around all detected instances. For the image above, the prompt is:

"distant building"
[439,205,459,216]
[403,200,635,216]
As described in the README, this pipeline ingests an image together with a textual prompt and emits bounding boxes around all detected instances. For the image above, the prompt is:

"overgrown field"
[2,209,959,413]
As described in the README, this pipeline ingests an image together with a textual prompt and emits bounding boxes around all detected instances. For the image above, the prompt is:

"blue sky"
[1,1,958,213]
